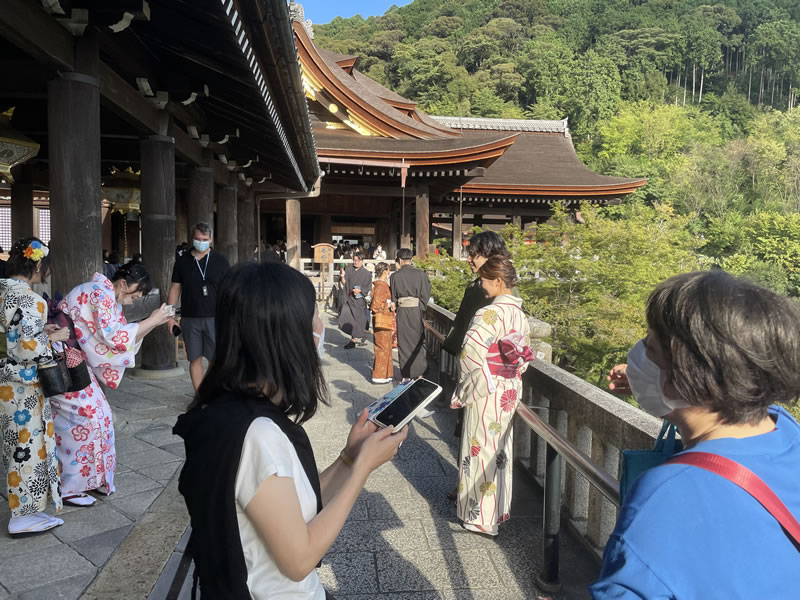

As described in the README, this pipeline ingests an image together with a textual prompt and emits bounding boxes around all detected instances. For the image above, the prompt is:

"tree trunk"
[683,72,688,107]
[759,65,764,106]
[699,66,705,105]
[692,63,696,104]
[748,67,752,102]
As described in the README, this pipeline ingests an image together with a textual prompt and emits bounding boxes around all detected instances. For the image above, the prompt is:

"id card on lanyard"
[195,251,211,297]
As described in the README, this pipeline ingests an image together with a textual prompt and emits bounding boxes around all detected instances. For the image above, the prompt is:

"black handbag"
[38,352,71,397]
[64,346,92,392]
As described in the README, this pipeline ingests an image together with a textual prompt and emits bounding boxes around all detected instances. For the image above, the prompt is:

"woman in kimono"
[49,263,171,506]
[370,262,393,384]
[451,255,534,536]
[1,238,70,534]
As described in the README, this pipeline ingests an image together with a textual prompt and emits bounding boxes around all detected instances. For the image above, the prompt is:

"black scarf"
[173,394,322,599]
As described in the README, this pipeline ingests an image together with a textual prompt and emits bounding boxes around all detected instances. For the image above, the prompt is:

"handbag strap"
[668,452,800,544]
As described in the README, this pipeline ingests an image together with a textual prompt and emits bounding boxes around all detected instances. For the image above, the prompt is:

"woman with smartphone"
[48,263,170,506]
[175,262,407,599]
[451,255,533,536]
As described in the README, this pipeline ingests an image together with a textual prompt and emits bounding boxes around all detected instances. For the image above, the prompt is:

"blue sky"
[297,1,411,25]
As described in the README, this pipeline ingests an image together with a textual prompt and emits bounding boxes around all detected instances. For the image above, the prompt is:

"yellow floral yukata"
[451,294,531,530]
[0,279,62,517]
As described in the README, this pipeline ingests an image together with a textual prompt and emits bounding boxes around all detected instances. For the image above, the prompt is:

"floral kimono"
[49,273,139,496]
[0,279,62,517]
[451,294,532,530]
[371,280,393,380]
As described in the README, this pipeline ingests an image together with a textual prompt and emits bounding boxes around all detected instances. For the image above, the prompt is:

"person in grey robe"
[338,251,372,349]
[391,248,432,381]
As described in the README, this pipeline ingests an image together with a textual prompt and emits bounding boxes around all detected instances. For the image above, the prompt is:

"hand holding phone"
[368,378,442,430]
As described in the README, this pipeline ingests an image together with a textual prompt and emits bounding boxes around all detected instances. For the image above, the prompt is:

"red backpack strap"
[667,452,800,544]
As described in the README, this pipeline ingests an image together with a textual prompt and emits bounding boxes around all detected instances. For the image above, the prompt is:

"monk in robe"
[338,251,372,349]
[391,248,431,381]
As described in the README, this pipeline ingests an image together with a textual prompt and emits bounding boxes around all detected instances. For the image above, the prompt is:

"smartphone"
[368,378,442,430]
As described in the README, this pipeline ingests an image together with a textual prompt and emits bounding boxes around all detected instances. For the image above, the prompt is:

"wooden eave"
[459,179,648,197]
[317,134,519,167]
[294,21,457,140]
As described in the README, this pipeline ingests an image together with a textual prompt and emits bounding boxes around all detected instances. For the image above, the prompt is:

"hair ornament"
[23,240,49,262]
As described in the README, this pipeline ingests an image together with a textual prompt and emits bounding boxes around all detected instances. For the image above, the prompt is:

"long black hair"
[196,262,328,423]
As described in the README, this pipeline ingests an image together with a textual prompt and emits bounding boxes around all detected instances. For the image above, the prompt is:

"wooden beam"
[0,0,74,70]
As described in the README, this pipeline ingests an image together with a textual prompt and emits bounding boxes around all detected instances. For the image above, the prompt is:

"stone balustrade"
[424,301,663,556]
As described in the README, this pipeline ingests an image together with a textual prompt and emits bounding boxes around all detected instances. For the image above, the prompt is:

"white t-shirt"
[234,417,325,600]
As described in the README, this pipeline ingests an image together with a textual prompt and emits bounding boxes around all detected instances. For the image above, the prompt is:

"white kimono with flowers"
[451,295,531,529]
[48,273,139,496]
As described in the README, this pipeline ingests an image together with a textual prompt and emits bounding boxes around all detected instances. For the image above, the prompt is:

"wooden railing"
[424,301,663,583]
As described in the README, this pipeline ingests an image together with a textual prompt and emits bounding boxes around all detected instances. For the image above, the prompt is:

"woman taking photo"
[370,262,393,384]
[591,271,800,598]
[175,262,407,598]
[49,263,170,505]
[1,238,69,534]
[451,255,534,536]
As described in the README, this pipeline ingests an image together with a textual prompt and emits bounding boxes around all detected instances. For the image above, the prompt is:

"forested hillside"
[314,2,800,396]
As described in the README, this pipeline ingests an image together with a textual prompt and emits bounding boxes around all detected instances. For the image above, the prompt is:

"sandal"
[462,522,499,537]
[8,512,64,535]
[63,494,97,507]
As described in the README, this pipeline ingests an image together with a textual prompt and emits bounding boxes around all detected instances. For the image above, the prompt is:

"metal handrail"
[516,403,621,507]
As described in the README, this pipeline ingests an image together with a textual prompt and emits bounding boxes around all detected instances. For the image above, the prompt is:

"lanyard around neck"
[195,251,210,281]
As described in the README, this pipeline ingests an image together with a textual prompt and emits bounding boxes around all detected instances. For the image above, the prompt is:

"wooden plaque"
[312,243,336,264]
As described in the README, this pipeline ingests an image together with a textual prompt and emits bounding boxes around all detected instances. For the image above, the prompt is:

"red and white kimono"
[451,294,533,530]
[49,273,140,496]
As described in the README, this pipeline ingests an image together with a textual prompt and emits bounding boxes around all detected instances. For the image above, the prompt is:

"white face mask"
[626,340,689,417]
[313,327,325,359]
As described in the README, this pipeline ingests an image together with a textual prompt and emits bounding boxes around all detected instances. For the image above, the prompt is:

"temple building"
[253,9,646,262]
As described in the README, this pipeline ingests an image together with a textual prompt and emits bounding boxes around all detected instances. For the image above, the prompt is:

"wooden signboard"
[312,243,335,264]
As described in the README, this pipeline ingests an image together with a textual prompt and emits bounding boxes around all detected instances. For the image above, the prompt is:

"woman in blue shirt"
[592,271,800,599]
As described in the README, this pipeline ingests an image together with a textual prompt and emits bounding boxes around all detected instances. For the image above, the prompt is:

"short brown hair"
[478,255,517,289]
[646,271,800,424]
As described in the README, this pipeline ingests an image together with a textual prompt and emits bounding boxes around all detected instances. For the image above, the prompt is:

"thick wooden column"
[175,191,189,244]
[376,218,392,258]
[216,184,238,264]
[317,214,332,243]
[401,198,412,249]
[452,210,463,259]
[286,198,301,269]
[186,166,214,237]
[512,214,522,229]
[237,190,255,262]
[48,70,102,296]
[386,212,398,259]
[10,177,34,242]
[139,135,176,370]
[415,186,430,259]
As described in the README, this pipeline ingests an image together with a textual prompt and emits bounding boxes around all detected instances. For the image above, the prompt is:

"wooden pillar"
[474,213,483,229]
[385,212,398,259]
[10,177,34,242]
[237,190,255,262]
[401,198,412,249]
[175,191,189,244]
[48,70,102,296]
[512,214,522,229]
[139,135,176,370]
[216,184,238,264]
[187,166,214,238]
[415,185,429,259]
[317,214,332,243]
[375,217,392,257]
[452,210,463,259]
[286,198,301,270]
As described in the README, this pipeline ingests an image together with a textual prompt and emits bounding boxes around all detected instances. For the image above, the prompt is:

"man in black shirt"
[167,222,230,390]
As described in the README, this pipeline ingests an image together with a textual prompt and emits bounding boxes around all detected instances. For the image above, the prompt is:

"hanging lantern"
[0,108,40,183]
[101,166,141,215]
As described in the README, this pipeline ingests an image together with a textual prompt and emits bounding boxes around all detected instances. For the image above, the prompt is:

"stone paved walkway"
[1,308,598,599]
